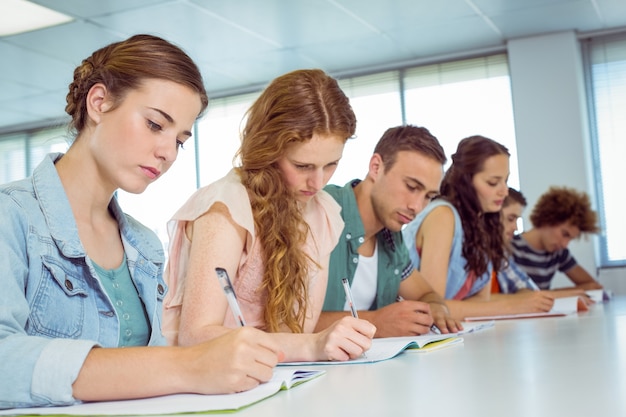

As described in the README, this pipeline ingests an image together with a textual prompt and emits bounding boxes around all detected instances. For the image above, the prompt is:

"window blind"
[584,33,626,265]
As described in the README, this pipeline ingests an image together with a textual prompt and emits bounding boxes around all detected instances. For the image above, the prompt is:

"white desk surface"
[229,295,626,417]
[12,296,626,417]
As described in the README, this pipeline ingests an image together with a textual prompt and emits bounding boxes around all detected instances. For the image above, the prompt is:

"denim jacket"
[0,153,167,409]
[402,199,491,300]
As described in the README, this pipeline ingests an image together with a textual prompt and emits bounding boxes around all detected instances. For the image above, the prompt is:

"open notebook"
[278,321,494,367]
[281,332,464,366]
[0,369,324,416]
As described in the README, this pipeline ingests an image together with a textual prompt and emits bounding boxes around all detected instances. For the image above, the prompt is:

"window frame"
[581,32,626,268]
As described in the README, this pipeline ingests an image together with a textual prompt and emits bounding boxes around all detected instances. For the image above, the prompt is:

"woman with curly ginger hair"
[404,136,555,320]
[164,69,375,362]
[510,186,603,291]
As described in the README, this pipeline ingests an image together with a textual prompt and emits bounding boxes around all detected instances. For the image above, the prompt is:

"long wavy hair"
[439,135,509,276]
[235,69,356,333]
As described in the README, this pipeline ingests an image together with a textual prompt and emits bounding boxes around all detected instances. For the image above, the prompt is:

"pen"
[341,278,367,359]
[215,267,247,327]
[341,278,359,319]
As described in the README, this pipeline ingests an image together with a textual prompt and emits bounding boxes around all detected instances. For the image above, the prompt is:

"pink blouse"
[162,170,343,345]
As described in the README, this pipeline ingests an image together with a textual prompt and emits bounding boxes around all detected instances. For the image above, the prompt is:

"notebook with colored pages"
[280,333,463,366]
[0,369,324,416]
[464,295,582,322]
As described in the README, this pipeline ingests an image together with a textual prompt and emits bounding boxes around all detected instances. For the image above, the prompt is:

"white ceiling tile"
[0,41,73,89]
[9,89,67,118]
[4,20,123,64]
[0,0,625,131]
[29,0,172,19]
[0,79,42,101]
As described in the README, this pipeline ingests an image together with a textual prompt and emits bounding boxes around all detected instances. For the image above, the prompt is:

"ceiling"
[1,0,626,134]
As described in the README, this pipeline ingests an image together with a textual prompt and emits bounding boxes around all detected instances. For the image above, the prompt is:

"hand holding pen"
[340,278,370,359]
[396,295,440,334]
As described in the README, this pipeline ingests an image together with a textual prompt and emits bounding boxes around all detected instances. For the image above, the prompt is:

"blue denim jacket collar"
[32,153,163,263]
[32,153,84,259]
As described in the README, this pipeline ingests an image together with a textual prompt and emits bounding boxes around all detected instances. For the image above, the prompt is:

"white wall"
[507,31,625,294]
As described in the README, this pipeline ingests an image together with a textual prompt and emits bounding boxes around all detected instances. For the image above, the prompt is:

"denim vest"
[402,199,491,300]
[0,153,167,409]
[322,180,412,311]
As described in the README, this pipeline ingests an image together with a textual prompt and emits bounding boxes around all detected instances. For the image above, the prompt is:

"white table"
[9,297,625,417]
[230,296,626,417]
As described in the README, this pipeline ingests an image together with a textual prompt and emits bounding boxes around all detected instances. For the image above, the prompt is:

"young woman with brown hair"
[0,34,282,409]
[403,135,553,319]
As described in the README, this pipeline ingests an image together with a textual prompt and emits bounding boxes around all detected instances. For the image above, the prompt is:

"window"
[1,53,519,253]
[334,71,403,186]
[195,92,259,186]
[583,33,626,266]
[0,126,68,184]
[403,54,519,188]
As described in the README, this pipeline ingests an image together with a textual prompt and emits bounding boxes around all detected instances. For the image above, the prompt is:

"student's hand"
[430,302,463,334]
[576,296,591,312]
[180,327,283,394]
[511,290,555,313]
[314,316,376,361]
[550,287,594,307]
[366,300,434,337]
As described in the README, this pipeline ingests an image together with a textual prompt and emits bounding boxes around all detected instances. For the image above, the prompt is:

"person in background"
[493,187,591,305]
[402,136,553,321]
[510,186,603,292]
[315,125,461,337]
[492,187,542,293]
[163,69,375,363]
[0,34,283,410]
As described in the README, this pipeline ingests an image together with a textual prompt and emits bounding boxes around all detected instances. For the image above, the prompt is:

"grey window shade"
[584,33,626,265]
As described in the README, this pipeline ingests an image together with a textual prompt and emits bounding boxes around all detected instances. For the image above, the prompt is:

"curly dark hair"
[530,186,599,234]
[438,135,509,276]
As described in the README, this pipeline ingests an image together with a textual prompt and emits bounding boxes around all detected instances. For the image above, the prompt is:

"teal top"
[323,180,413,311]
[93,255,150,347]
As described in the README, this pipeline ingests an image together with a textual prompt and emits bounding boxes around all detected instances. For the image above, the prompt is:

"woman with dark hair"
[403,136,552,319]
[0,34,282,409]
[164,69,375,362]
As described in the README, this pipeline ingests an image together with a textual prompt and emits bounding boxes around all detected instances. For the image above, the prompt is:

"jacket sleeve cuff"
[31,338,99,405]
